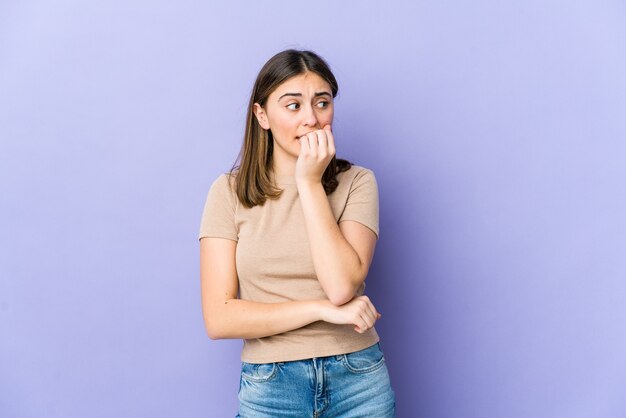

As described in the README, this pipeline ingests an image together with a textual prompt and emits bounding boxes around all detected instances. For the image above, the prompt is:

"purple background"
[1,1,625,417]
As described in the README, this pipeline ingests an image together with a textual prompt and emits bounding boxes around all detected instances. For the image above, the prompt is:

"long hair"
[231,49,351,208]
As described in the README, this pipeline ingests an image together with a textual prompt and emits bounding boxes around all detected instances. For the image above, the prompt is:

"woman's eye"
[287,103,299,110]
[317,101,329,108]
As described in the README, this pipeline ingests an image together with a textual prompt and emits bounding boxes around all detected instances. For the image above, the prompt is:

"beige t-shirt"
[198,165,380,363]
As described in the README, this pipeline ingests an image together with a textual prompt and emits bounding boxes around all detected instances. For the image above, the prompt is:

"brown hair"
[231,49,351,208]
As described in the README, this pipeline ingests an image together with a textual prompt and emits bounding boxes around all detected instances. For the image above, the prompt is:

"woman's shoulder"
[207,172,238,203]
[210,171,237,189]
[337,164,377,185]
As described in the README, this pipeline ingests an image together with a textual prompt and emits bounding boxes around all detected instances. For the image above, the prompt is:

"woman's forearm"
[204,298,329,340]
[296,180,365,305]
[200,238,336,340]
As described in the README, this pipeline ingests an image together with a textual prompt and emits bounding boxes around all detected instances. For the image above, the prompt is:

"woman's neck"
[272,153,297,177]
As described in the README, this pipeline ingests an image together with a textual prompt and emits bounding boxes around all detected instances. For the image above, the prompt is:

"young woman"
[199,49,395,417]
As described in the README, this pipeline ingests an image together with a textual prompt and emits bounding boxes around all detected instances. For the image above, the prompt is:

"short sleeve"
[338,168,379,239]
[198,174,238,241]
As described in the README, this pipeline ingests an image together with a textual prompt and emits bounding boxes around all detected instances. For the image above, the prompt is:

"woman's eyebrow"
[278,91,332,101]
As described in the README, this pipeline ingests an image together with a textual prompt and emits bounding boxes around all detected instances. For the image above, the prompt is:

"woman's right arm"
[200,237,381,340]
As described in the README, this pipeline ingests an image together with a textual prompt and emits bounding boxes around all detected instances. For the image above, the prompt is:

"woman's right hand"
[321,295,381,334]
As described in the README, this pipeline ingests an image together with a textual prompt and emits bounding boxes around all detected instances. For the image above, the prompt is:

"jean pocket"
[240,361,278,383]
[340,343,386,374]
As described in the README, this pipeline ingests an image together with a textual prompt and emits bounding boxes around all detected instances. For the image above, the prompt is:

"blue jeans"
[236,342,396,417]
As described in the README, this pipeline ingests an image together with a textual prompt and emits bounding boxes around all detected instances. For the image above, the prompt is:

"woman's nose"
[301,104,320,128]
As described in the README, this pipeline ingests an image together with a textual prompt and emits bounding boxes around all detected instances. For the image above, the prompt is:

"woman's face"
[254,71,334,165]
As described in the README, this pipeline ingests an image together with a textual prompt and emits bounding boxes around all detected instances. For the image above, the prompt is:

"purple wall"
[1,1,625,417]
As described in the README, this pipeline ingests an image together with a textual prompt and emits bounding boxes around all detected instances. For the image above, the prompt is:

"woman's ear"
[253,103,270,130]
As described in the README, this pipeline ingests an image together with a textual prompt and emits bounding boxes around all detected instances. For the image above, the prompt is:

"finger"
[367,303,378,320]
[359,311,374,330]
[306,131,318,155]
[364,306,378,327]
[364,303,381,328]
[361,310,376,329]
[315,129,328,159]
[323,125,335,156]
[365,307,378,327]
[362,298,378,320]
[353,312,368,333]
[298,135,309,156]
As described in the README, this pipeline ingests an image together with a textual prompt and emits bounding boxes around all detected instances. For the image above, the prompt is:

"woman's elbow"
[327,273,368,305]
[204,321,224,340]
[327,284,359,306]
[205,326,224,340]
[203,311,227,340]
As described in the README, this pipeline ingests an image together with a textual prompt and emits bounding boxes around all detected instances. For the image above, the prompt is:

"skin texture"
[200,71,380,340]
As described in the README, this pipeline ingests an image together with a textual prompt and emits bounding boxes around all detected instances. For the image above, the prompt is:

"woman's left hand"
[295,124,335,184]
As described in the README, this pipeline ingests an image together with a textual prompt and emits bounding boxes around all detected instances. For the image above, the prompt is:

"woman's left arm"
[296,125,377,306]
